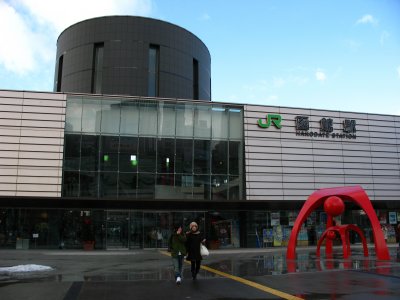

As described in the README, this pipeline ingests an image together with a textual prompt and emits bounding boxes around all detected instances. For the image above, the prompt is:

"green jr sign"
[257,114,282,129]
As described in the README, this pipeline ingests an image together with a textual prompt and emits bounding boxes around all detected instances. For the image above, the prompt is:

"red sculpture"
[286,186,390,261]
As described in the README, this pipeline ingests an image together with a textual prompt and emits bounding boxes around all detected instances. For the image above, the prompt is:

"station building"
[0,16,399,250]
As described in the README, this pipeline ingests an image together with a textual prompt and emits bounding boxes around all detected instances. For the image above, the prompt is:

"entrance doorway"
[106,211,129,249]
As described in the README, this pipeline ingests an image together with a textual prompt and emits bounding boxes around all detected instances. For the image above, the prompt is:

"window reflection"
[119,173,137,199]
[157,138,175,173]
[119,136,138,172]
[194,140,210,174]
[138,137,156,172]
[100,136,119,171]
[64,134,81,171]
[211,141,228,174]
[80,172,98,198]
[81,135,99,171]
[63,96,244,201]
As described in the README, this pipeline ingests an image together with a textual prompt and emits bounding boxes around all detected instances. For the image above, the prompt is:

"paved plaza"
[0,245,399,300]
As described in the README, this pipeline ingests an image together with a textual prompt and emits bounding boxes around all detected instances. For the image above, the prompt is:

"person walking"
[186,221,206,280]
[169,224,187,285]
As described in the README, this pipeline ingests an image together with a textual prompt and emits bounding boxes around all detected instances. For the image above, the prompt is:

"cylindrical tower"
[54,16,211,100]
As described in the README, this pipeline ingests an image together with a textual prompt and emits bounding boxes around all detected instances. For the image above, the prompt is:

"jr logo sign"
[257,114,282,129]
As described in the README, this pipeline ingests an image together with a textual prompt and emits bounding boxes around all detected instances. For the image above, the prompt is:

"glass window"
[119,136,138,172]
[229,141,241,175]
[193,59,199,100]
[211,175,228,201]
[229,108,243,140]
[155,174,175,199]
[194,140,210,174]
[56,55,63,92]
[65,97,82,132]
[148,45,159,97]
[138,137,156,172]
[120,101,139,135]
[158,102,176,137]
[212,107,228,139]
[229,176,241,201]
[157,138,175,173]
[176,103,194,137]
[174,174,193,199]
[80,135,99,171]
[118,173,137,199]
[80,172,98,198]
[82,98,102,133]
[62,171,79,197]
[175,139,193,174]
[139,101,157,135]
[99,172,118,198]
[137,173,155,199]
[92,43,104,94]
[64,134,81,171]
[101,99,121,134]
[194,105,211,138]
[193,175,210,200]
[211,140,228,174]
[100,136,119,171]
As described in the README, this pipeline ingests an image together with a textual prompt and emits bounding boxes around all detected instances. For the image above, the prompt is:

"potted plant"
[81,217,95,250]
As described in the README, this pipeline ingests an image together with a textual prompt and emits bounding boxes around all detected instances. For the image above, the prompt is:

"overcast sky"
[0,0,399,115]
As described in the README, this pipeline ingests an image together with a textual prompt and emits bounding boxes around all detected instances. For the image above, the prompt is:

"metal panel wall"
[245,105,400,202]
[0,90,66,197]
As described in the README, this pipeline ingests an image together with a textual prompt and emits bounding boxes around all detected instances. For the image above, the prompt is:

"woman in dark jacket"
[186,221,206,280]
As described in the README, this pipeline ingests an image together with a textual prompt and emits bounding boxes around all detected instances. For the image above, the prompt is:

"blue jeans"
[172,255,184,279]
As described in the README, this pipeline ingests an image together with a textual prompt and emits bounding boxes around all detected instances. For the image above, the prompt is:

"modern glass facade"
[62,95,244,201]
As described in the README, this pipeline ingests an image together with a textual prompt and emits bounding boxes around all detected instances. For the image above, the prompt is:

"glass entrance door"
[143,212,171,248]
[106,211,129,249]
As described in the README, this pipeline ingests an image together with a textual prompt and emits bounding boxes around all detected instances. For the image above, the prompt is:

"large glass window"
[211,175,228,201]
[155,174,175,199]
[137,173,155,199]
[194,105,211,138]
[118,173,137,199]
[148,45,159,97]
[138,137,156,172]
[194,140,210,174]
[211,141,228,174]
[65,97,82,132]
[100,136,119,171]
[176,104,194,137]
[175,174,193,199]
[212,107,228,139]
[100,172,118,197]
[82,98,101,133]
[80,172,98,198]
[119,136,138,172]
[175,139,193,174]
[92,43,104,94]
[63,171,79,197]
[139,102,157,135]
[80,135,99,171]
[120,101,139,135]
[229,141,241,175]
[64,134,81,171]
[229,108,243,139]
[158,103,175,136]
[194,175,210,200]
[157,138,175,173]
[101,99,121,134]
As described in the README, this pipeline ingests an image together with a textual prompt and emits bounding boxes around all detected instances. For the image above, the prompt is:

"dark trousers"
[191,260,201,275]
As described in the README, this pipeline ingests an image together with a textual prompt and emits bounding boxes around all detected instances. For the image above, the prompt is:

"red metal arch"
[286,186,390,260]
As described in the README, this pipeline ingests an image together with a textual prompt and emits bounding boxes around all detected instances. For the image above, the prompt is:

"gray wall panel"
[245,105,400,202]
[0,90,66,197]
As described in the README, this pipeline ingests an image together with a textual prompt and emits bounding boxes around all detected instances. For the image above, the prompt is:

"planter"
[83,241,95,251]
[208,240,220,250]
